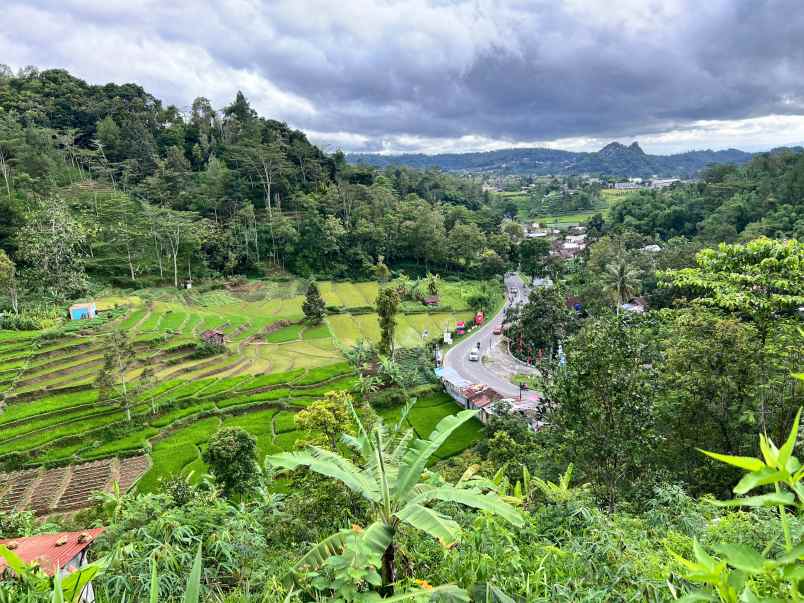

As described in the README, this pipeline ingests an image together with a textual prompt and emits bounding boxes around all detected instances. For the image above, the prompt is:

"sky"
[2,0,804,155]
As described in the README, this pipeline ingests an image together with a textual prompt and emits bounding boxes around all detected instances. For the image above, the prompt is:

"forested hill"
[0,67,504,303]
[348,141,755,177]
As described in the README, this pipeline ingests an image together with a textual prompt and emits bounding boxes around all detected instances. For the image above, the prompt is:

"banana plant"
[268,401,524,594]
[672,406,804,602]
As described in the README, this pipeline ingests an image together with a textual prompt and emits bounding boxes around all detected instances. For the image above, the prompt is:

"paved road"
[442,273,529,398]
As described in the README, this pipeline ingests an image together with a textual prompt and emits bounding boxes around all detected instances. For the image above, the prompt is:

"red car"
[492,324,502,335]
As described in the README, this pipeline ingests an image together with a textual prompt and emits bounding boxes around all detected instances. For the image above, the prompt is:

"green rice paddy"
[0,279,486,499]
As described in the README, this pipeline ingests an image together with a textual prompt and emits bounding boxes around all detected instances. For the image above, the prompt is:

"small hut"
[201,330,225,345]
[68,303,96,321]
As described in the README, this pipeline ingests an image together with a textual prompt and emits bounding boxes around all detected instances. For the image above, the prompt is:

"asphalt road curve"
[442,273,529,398]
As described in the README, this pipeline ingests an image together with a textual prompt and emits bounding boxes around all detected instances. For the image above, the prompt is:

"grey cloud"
[3,0,804,152]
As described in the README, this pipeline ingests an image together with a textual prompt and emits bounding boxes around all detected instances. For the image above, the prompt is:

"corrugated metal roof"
[438,367,472,389]
[0,528,105,576]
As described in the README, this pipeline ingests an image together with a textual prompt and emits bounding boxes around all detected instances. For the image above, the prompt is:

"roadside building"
[0,528,105,602]
[435,367,473,406]
[461,383,504,421]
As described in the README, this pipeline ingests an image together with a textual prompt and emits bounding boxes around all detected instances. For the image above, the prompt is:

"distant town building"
[650,178,680,189]
[640,244,662,253]
[614,181,643,190]
[532,276,554,289]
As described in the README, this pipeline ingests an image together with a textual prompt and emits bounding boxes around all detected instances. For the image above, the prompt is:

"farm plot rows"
[0,455,150,515]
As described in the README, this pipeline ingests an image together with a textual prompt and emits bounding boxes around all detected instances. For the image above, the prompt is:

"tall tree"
[0,250,19,313]
[659,237,804,338]
[603,252,642,309]
[229,140,291,265]
[518,237,552,279]
[302,281,326,324]
[14,197,88,301]
[375,286,400,357]
[295,390,354,451]
[203,426,258,498]
[655,310,764,496]
[543,315,658,511]
[97,331,137,421]
[506,286,575,360]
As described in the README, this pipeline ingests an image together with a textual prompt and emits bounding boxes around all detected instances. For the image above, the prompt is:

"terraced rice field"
[0,279,486,510]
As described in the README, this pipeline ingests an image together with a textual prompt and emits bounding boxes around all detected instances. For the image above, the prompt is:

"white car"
[468,350,480,362]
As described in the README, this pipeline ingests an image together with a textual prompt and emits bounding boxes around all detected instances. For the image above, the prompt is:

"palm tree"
[267,402,523,593]
[603,254,641,310]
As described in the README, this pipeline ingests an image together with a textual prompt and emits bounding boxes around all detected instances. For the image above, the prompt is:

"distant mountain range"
[347,141,756,178]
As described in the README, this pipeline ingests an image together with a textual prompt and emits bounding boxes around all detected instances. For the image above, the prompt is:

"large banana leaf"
[396,503,461,546]
[149,557,159,603]
[182,543,203,603]
[285,521,393,584]
[402,487,524,527]
[267,447,381,502]
[61,558,108,603]
[384,584,470,602]
[394,410,478,500]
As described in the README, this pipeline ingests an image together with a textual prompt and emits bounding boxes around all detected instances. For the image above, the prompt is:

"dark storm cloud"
[2,0,804,152]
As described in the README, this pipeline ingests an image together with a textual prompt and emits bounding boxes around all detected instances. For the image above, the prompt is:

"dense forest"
[348,141,757,177]
[608,152,804,242]
[0,67,508,309]
[0,66,803,603]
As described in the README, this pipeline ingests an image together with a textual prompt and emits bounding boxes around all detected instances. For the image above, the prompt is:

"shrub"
[369,388,406,410]
[190,341,226,359]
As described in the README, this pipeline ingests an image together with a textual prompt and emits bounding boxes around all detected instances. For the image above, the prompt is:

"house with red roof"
[0,528,104,602]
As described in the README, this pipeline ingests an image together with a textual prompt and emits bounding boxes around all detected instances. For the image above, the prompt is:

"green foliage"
[376,286,400,356]
[190,340,227,358]
[203,426,258,498]
[542,314,659,510]
[303,281,327,324]
[653,310,791,496]
[518,237,552,278]
[504,285,575,359]
[296,390,356,450]
[659,237,804,329]
[268,400,522,594]
[609,150,804,242]
[673,407,804,602]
